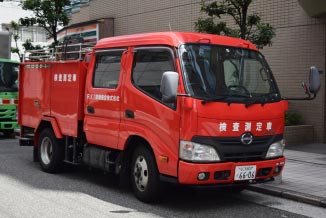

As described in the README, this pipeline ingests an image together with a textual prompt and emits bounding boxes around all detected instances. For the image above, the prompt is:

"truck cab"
[0,58,19,136]
[19,32,320,202]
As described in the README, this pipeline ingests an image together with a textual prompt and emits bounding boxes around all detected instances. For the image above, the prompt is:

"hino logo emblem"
[241,133,253,145]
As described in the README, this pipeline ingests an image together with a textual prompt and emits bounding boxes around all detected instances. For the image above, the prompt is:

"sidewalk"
[248,144,326,208]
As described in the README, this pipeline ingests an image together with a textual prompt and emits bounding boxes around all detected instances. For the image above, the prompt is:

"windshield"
[179,44,280,104]
[0,62,19,92]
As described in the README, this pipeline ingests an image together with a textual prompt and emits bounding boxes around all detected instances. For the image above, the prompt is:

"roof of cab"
[94,32,258,51]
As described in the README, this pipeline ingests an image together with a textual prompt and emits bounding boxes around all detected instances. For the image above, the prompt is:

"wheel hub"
[133,156,149,192]
[40,137,53,165]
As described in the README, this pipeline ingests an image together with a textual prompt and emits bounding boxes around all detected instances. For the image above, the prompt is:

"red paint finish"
[121,76,181,176]
[197,100,287,137]
[95,32,258,51]
[19,61,87,137]
[178,157,286,184]
[50,61,87,137]
[19,63,51,128]
[84,51,124,148]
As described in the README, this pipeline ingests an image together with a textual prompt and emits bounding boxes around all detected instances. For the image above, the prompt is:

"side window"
[132,48,175,102]
[93,50,124,89]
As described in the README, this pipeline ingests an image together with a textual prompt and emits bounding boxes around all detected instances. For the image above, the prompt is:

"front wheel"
[131,145,163,203]
[38,128,64,173]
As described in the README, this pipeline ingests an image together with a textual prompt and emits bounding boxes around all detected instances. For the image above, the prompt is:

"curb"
[247,184,326,208]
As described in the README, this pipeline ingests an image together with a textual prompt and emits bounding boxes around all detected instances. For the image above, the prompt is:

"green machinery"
[0,58,19,136]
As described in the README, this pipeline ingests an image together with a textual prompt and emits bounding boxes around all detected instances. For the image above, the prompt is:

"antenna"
[169,22,172,32]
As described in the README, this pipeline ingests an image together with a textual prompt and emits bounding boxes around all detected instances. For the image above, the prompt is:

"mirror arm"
[301,82,309,95]
[283,66,320,101]
[283,93,316,101]
[177,93,191,97]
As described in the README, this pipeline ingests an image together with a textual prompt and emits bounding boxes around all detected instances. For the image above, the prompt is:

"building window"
[19,26,46,43]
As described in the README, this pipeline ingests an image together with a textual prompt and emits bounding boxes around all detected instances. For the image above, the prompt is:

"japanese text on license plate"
[234,165,256,181]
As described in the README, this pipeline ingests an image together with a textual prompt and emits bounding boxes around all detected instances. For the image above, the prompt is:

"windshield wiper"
[245,98,264,108]
[260,92,280,100]
[244,93,280,107]
[229,93,252,98]
[201,96,229,105]
[201,92,253,105]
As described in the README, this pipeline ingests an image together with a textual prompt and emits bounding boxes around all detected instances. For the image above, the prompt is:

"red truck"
[18,32,320,202]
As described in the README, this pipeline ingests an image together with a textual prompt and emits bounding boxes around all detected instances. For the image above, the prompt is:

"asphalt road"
[0,137,324,218]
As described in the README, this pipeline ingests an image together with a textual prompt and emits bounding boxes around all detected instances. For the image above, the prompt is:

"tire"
[38,128,64,173]
[131,145,163,203]
[33,146,39,162]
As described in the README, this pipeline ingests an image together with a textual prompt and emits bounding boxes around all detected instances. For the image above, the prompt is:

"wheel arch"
[118,135,158,185]
[35,118,63,147]
[123,135,156,165]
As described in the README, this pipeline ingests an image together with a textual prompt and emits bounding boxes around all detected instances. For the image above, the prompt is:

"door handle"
[33,99,41,109]
[87,105,95,114]
[125,109,134,118]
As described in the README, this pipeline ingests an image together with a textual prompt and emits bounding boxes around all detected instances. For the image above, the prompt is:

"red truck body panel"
[19,63,51,128]
[19,61,87,137]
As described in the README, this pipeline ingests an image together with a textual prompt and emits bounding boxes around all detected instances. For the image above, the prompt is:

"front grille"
[0,108,17,119]
[223,151,265,162]
[192,134,283,162]
[217,135,272,145]
[0,118,17,122]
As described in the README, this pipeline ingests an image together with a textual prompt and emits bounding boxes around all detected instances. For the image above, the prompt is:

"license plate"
[234,165,256,181]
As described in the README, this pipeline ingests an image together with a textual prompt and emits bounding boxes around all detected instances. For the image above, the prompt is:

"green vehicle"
[0,58,19,137]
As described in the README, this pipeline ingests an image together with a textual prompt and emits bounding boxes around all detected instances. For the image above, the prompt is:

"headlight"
[179,140,220,162]
[265,140,285,159]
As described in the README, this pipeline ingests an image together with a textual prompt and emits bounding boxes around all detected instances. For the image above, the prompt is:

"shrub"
[285,111,303,126]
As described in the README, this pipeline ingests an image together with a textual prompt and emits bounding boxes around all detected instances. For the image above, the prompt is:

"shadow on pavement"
[0,138,287,217]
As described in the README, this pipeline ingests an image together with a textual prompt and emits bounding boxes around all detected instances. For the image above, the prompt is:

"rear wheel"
[38,128,64,173]
[33,146,39,162]
[131,145,163,203]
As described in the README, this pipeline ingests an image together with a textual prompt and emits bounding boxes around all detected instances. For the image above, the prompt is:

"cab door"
[122,46,181,176]
[84,49,126,148]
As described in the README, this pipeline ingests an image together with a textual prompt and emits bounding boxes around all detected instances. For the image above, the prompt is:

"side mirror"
[285,66,321,100]
[309,66,321,94]
[160,71,179,104]
[82,53,92,69]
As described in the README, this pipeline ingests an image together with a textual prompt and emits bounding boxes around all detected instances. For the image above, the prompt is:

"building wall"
[0,1,48,61]
[69,0,326,142]
[254,0,326,142]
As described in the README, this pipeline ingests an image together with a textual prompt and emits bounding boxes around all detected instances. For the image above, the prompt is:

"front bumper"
[178,157,285,185]
[0,121,19,130]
